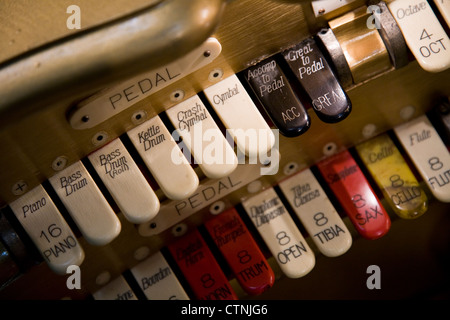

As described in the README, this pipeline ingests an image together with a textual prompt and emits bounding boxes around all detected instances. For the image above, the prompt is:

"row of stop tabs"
[94,111,450,300]
[4,65,450,290]
[5,26,366,266]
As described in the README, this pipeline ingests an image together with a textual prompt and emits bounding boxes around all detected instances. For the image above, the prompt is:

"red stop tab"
[204,208,275,295]
[316,150,391,240]
[167,228,238,300]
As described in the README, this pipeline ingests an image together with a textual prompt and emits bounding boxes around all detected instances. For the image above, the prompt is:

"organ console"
[0,0,450,301]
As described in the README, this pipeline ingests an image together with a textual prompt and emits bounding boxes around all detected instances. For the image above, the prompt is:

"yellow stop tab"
[355,133,428,219]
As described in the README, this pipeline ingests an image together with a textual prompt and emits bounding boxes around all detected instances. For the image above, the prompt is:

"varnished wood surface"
[0,0,449,300]
[0,0,161,63]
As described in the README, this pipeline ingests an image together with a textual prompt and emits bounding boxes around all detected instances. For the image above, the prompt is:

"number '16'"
[40,224,62,242]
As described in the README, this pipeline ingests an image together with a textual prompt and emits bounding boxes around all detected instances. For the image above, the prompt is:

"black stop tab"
[282,37,352,123]
[244,58,310,137]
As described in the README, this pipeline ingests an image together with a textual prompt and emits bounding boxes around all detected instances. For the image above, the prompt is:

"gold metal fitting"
[329,5,393,84]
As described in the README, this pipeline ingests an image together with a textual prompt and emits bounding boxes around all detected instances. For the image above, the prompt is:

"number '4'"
[420,29,433,41]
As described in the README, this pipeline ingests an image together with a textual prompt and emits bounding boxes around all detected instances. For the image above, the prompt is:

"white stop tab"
[92,275,137,300]
[387,0,450,73]
[127,115,199,200]
[278,168,352,257]
[203,74,275,159]
[9,185,85,275]
[242,187,315,278]
[48,161,121,246]
[88,138,160,224]
[130,251,190,300]
[394,114,450,203]
[166,94,238,179]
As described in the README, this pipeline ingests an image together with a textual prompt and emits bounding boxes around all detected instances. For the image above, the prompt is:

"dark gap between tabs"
[348,145,400,222]
[121,269,148,300]
[119,132,164,201]
[427,97,450,147]
[197,224,234,280]
[429,0,450,37]
[197,91,228,135]
[41,179,83,240]
[159,245,196,300]
[386,129,425,185]
[236,71,275,129]
[233,203,272,260]
[273,185,308,237]
[198,89,262,159]
[239,56,313,137]
[159,110,197,170]
[81,157,120,214]
[275,51,313,113]
[0,205,43,269]
[309,164,347,222]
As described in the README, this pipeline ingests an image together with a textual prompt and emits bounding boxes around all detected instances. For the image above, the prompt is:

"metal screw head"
[12,180,28,196]
[92,131,109,146]
[52,156,68,171]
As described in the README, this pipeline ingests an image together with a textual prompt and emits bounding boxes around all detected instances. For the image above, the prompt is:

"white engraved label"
[242,188,315,278]
[70,38,222,129]
[203,74,275,159]
[48,161,121,246]
[88,138,160,224]
[9,185,85,274]
[138,161,264,236]
[130,251,189,300]
[127,115,199,200]
[278,169,352,257]
[166,94,238,179]
[388,0,450,72]
[394,115,450,203]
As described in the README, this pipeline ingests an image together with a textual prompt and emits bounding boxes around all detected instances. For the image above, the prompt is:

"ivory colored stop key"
[9,185,85,274]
